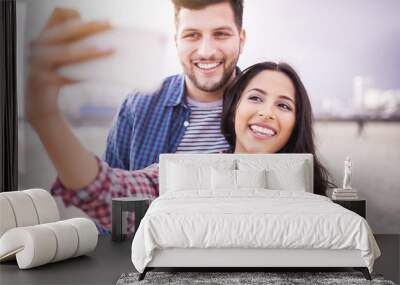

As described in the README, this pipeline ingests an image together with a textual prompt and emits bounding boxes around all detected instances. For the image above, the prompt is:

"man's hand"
[25,8,113,190]
[26,8,114,127]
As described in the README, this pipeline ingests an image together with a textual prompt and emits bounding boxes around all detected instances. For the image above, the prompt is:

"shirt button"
[183,121,189,127]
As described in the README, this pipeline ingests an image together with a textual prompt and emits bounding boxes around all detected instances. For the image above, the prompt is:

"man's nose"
[197,36,216,59]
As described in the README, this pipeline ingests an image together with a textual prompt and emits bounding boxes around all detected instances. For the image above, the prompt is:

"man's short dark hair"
[171,0,244,30]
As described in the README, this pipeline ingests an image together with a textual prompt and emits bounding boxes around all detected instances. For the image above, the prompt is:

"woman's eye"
[248,95,263,102]
[278,103,292,111]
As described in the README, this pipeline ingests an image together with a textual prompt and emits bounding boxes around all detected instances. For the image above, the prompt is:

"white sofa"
[0,189,98,269]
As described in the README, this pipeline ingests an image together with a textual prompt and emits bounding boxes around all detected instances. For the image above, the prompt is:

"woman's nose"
[257,106,276,120]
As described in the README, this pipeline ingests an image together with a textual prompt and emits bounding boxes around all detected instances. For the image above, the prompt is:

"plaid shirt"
[104,74,190,170]
[51,157,159,232]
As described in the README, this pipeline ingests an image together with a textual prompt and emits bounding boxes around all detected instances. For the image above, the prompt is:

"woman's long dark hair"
[221,61,333,196]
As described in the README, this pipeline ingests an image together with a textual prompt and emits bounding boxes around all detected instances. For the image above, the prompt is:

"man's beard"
[183,58,237,93]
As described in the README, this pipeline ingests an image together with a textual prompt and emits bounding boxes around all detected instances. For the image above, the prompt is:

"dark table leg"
[112,199,150,242]
[112,200,123,242]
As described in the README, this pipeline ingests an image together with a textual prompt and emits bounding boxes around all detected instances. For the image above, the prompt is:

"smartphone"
[58,27,168,92]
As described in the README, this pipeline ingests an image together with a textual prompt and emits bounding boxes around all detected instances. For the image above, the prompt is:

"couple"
[27,1,331,231]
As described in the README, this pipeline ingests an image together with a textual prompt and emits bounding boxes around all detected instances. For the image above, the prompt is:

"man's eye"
[183,33,198,39]
[214,31,230,38]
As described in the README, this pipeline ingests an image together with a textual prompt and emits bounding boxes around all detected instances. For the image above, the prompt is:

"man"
[105,0,246,170]
[27,0,246,191]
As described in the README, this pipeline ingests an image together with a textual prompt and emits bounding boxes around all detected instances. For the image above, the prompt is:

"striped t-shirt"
[176,97,230,153]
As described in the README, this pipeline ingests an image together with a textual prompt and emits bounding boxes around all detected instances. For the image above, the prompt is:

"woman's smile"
[248,122,277,139]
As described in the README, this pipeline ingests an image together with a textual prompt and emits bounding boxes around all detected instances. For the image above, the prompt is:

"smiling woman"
[221,61,332,195]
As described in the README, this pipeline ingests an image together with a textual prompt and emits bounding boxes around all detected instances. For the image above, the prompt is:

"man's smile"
[192,60,223,73]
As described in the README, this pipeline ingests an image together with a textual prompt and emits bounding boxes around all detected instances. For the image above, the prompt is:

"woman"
[221,61,331,195]
[52,61,332,231]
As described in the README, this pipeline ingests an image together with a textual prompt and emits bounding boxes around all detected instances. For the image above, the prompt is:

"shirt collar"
[165,75,186,107]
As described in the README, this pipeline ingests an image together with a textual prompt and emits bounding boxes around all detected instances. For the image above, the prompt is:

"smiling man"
[175,1,245,101]
[104,0,246,171]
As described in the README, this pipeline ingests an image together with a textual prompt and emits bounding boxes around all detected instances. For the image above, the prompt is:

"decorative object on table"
[0,189,98,269]
[332,156,359,200]
[343,155,353,190]
[116,271,395,285]
[112,197,150,242]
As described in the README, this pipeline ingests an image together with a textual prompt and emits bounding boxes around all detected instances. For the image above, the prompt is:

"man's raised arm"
[26,8,114,190]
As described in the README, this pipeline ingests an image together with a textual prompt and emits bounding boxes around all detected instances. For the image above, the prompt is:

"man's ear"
[239,29,246,54]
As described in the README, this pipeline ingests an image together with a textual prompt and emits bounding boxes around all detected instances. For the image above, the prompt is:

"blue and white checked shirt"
[103,74,192,170]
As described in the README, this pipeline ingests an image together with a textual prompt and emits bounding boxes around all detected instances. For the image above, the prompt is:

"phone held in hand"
[58,27,168,92]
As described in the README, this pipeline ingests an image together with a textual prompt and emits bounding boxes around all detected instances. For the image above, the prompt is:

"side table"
[112,197,150,242]
[332,199,366,218]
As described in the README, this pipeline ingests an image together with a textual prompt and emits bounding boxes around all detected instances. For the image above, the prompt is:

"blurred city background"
[16,0,400,234]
